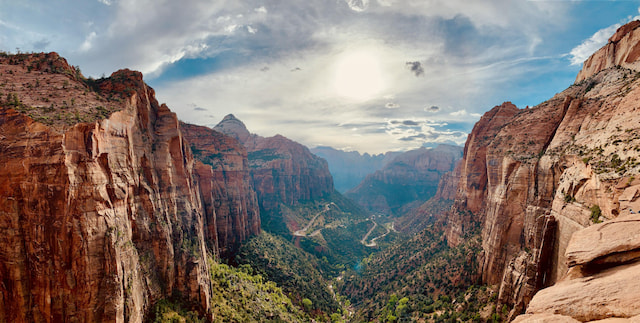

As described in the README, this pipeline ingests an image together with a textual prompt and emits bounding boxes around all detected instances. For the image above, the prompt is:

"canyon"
[1,19,640,323]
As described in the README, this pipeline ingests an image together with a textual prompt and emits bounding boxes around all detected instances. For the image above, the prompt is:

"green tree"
[302,298,313,312]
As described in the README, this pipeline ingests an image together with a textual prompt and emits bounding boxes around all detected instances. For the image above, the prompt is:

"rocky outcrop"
[516,215,640,322]
[446,20,640,319]
[565,214,640,267]
[310,146,400,193]
[180,123,260,257]
[214,115,334,214]
[0,54,258,322]
[346,145,463,216]
[576,20,640,82]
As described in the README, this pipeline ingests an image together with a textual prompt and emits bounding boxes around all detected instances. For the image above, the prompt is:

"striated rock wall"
[447,23,640,318]
[516,213,640,322]
[180,123,260,257]
[0,55,259,322]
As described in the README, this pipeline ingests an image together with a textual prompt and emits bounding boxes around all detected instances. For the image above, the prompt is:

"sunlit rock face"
[0,54,257,322]
[447,21,640,320]
[576,20,640,82]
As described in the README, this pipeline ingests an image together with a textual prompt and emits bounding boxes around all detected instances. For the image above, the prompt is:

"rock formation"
[180,123,260,257]
[310,146,400,193]
[0,53,258,322]
[346,145,462,216]
[444,21,640,320]
[576,20,640,82]
[516,214,640,322]
[214,114,334,214]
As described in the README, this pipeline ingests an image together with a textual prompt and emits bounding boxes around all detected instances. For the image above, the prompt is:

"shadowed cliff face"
[345,145,463,216]
[0,54,256,322]
[447,21,640,320]
[214,115,334,215]
[180,123,260,257]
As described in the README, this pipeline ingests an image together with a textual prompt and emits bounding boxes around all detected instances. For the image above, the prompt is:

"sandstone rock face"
[0,54,257,322]
[346,145,463,216]
[180,123,260,257]
[513,313,581,323]
[576,20,640,82]
[524,261,640,321]
[565,214,640,267]
[446,21,640,318]
[516,213,640,322]
[215,115,334,214]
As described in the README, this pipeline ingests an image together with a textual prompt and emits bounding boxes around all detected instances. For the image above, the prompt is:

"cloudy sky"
[1,1,639,153]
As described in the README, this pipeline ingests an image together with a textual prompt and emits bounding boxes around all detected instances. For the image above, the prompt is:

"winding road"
[362,221,394,247]
[293,203,335,237]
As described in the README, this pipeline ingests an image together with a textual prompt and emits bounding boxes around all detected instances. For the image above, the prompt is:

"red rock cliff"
[180,123,260,257]
[0,54,258,322]
[214,115,334,213]
[447,21,640,319]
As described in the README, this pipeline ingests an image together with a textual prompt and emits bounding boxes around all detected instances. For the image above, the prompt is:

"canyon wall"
[0,54,259,322]
[180,123,260,257]
[214,114,334,214]
[446,22,640,320]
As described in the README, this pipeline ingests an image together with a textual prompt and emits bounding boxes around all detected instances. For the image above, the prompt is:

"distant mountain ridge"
[310,146,401,192]
[345,144,463,216]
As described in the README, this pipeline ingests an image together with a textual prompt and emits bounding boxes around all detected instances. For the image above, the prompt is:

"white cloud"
[449,109,468,117]
[254,6,267,14]
[247,25,257,34]
[79,31,97,52]
[345,0,370,12]
[98,0,112,5]
[385,102,400,109]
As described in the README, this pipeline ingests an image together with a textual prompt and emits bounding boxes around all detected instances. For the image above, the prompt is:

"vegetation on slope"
[338,220,502,322]
[235,231,340,316]
[151,257,309,322]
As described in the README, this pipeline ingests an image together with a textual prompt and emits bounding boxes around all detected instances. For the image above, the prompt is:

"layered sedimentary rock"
[214,114,334,213]
[346,145,462,216]
[445,21,640,319]
[180,123,260,257]
[516,214,640,322]
[576,20,640,82]
[0,53,258,322]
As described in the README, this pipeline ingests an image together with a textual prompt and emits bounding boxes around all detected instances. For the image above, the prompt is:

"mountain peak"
[214,114,251,143]
[576,20,640,82]
[610,20,640,43]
